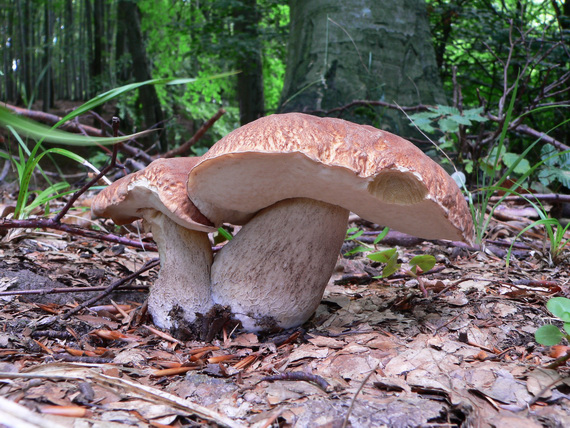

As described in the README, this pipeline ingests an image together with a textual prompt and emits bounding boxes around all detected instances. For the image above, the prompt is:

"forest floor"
[1,185,570,428]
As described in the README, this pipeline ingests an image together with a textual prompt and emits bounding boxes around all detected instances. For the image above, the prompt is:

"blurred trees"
[0,0,567,156]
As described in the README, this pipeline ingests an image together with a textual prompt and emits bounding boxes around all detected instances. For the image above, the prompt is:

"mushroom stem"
[143,210,214,329]
[210,198,349,332]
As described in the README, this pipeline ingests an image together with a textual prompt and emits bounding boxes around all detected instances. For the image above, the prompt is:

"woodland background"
[0,0,568,190]
[1,2,570,426]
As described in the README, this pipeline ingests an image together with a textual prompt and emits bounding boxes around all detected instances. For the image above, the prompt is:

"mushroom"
[187,113,474,331]
[91,157,217,330]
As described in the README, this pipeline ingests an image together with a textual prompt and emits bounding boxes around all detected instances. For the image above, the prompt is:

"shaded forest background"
[0,0,569,189]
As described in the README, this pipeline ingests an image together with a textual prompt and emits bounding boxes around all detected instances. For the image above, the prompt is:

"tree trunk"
[279,0,447,138]
[42,0,54,111]
[118,0,167,151]
[233,0,265,126]
[91,0,104,95]
[16,0,31,102]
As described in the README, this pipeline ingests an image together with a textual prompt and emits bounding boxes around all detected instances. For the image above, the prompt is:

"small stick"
[0,217,158,251]
[0,284,148,297]
[60,258,159,320]
[342,366,378,428]
[261,372,331,393]
[159,108,226,159]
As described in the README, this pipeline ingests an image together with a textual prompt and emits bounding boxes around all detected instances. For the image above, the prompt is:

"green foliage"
[409,255,437,276]
[481,146,531,177]
[409,105,487,135]
[217,227,234,242]
[535,297,570,346]
[0,76,233,220]
[368,248,400,277]
[135,0,289,148]
[538,144,570,191]
[344,227,436,278]
[344,226,389,256]
[507,208,570,266]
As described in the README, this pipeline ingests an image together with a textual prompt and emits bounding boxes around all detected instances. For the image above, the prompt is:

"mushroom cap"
[92,157,215,233]
[187,113,474,244]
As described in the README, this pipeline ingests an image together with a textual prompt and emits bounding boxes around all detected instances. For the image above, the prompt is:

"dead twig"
[0,284,148,298]
[60,258,159,320]
[342,365,378,428]
[261,371,332,393]
[159,108,226,159]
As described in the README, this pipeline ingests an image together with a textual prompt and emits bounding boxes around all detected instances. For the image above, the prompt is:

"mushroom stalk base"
[143,210,214,329]
[210,198,349,332]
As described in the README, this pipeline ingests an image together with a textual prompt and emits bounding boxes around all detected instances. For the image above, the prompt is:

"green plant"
[535,297,570,346]
[506,198,570,266]
[0,74,234,220]
[367,249,436,278]
[537,144,570,191]
[344,226,389,256]
[344,226,436,278]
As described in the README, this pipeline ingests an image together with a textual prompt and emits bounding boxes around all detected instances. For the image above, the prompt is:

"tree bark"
[279,0,447,138]
[233,0,265,125]
[91,0,104,95]
[42,0,54,111]
[117,0,167,151]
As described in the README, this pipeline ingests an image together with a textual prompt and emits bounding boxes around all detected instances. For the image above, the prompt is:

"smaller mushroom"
[92,157,216,330]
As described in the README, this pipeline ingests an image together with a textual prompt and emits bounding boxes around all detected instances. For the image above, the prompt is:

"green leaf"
[367,248,398,263]
[430,105,460,116]
[410,118,435,133]
[346,229,364,241]
[535,324,563,346]
[409,111,441,120]
[547,297,570,322]
[409,255,436,274]
[462,107,487,122]
[564,323,570,336]
[382,252,401,277]
[0,106,153,146]
[449,114,472,126]
[344,245,373,257]
[217,227,233,241]
[502,152,531,175]
[373,227,390,245]
[439,117,460,133]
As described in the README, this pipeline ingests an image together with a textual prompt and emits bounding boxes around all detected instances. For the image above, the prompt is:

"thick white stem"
[143,210,214,329]
[211,198,349,331]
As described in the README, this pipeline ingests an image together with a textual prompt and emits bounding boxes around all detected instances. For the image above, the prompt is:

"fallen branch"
[159,108,226,159]
[0,284,148,298]
[488,193,570,203]
[2,103,105,137]
[0,217,158,251]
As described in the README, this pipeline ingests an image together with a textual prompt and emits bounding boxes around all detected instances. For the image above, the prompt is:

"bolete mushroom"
[187,113,474,331]
[91,157,217,330]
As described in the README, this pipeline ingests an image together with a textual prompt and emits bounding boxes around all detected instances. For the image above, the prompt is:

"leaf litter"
[0,199,569,427]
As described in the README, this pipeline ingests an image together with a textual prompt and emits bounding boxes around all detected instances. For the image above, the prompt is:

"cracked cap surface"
[92,157,215,232]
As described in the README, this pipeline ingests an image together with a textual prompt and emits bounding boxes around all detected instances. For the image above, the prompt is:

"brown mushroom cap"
[93,157,215,233]
[187,113,474,244]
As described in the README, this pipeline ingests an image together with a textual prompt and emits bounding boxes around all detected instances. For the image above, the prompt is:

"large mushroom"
[91,157,217,330]
[188,113,474,331]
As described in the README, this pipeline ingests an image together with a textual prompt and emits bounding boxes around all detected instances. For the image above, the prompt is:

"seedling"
[344,226,389,256]
[367,250,436,278]
[535,297,570,346]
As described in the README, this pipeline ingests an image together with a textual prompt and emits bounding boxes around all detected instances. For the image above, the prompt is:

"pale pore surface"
[189,153,465,241]
[210,198,349,332]
[143,210,214,329]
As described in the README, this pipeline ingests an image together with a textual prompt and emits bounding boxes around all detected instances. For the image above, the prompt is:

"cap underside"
[188,152,468,242]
